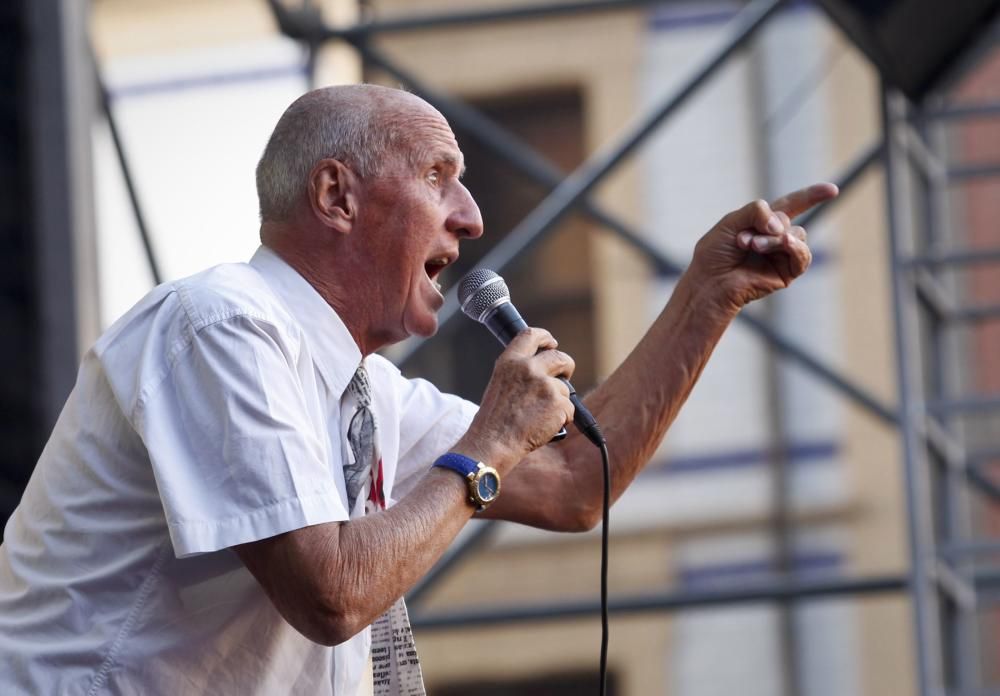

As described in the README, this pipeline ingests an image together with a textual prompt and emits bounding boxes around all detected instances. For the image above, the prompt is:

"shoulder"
[92,262,304,417]
[96,262,302,364]
[173,263,297,333]
[98,262,297,341]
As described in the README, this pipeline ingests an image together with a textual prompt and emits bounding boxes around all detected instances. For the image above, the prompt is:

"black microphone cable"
[458,269,612,696]
[598,438,610,696]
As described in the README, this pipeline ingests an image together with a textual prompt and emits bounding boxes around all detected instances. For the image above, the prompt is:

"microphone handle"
[483,302,528,345]
[483,303,603,446]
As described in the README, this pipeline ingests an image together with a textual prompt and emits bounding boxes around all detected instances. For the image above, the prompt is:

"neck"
[260,221,387,357]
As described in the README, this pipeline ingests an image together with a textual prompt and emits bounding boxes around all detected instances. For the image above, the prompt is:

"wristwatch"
[433,453,501,512]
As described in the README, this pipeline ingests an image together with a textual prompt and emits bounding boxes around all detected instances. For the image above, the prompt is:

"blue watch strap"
[433,452,479,477]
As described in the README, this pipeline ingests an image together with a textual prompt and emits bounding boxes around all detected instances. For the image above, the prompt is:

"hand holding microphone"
[459,269,604,448]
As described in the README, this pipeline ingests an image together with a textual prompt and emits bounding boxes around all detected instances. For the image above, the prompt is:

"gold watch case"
[466,462,501,512]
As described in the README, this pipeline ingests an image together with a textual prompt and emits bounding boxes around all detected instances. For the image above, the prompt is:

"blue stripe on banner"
[647,0,816,32]
[648,4,740,32]
[679,550,843,588]
[109,64,308,100]
[647,439,838,476]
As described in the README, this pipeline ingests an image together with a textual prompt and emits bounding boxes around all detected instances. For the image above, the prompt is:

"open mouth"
[424,256,452,292]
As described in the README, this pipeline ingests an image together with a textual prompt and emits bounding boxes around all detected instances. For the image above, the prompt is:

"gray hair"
[255,85,415,223]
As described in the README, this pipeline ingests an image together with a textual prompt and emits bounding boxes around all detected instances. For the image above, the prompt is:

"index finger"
[770,183,839,219]
[533,349,576,380]
[504,327,557,358]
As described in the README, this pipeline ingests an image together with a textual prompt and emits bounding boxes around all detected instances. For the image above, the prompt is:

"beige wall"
[92,0,359,78]
[418,532,673,692]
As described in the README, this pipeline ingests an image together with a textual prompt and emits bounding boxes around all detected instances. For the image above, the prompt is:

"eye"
[427,169,441,186]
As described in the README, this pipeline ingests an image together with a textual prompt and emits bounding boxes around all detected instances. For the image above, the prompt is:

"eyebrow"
[439,152,466,177]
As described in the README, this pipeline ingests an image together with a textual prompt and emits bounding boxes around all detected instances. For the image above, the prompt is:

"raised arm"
[483,183,839,531]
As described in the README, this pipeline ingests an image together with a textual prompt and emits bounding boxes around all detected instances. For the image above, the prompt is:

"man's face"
[352,108,483,345]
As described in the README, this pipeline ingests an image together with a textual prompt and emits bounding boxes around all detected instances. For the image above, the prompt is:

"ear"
[307,158,358,235]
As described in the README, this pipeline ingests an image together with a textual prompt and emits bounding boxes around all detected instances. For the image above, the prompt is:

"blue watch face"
[477,472,499,500]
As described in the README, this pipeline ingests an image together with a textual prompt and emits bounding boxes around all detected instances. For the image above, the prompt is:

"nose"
[446,182,484,240]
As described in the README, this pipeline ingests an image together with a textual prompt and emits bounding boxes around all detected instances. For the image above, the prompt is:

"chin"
[403,297,442,339]
[400,311,438,339]
[407,319,439,339]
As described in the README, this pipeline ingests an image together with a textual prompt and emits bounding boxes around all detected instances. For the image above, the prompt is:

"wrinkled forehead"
[410,125,464,172]
[386,99,464,172]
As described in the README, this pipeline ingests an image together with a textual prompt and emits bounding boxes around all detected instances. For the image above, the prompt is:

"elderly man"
[0,84,835,695]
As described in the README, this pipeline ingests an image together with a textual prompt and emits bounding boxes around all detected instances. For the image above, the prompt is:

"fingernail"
[767,215,783,235]
[739,231,753,247]
[753,236,771,252]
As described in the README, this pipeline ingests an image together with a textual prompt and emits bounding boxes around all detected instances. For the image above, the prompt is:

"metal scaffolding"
[93,0,1000,693]
[883,81,1000,695]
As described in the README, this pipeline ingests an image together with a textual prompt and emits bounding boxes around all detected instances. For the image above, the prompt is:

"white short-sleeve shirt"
[0,246,477,696]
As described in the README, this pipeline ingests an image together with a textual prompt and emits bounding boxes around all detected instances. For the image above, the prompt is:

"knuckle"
[524,358,543,378]
[563,355,576,374]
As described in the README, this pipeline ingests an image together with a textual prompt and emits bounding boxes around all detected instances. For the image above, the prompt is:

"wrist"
[679,268,741,321]
[452,430,519,476]
[433,452,502,512]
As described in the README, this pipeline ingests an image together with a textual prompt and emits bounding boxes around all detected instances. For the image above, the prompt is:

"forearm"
[329,470,473,631]
[587,270,736,491]
[486,269,739,531]
[237,467,473,645]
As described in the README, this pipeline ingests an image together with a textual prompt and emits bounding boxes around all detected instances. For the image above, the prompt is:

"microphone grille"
[458,268,510,321]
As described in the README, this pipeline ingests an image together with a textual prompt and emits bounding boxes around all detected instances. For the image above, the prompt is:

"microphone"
[458,269,605,447]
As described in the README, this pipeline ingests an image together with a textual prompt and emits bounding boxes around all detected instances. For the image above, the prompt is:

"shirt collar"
[250,245,362,400]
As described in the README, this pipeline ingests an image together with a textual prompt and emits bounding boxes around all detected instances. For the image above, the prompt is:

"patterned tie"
[345,364,426,696]
[345,364,385,513]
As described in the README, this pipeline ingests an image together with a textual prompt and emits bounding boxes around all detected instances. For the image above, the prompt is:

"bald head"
[255,84,440,223]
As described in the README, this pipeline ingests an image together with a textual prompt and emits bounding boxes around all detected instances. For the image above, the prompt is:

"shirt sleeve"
[134,314,348,558]
[391,374,478,502]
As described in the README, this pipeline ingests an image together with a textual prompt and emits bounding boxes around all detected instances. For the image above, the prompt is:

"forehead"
[398,108,464,170]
